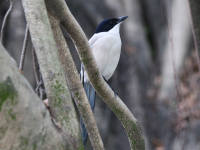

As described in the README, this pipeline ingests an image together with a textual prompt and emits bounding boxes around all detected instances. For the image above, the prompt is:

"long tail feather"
[80,81,96,146]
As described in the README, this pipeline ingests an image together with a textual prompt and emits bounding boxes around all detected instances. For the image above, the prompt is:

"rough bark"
[48,12,101,149]
[45,0,145,149]
[0,44,67,150]
[21,0,81,149]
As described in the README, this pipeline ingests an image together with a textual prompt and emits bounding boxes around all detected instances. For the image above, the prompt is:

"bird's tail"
[80,81,96,146]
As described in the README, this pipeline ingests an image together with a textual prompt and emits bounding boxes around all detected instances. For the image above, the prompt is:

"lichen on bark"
[0,77,17,111]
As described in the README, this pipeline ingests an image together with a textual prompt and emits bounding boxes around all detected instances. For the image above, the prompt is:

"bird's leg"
[102,76,118,97]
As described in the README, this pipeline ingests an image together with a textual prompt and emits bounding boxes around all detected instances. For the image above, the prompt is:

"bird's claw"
[111,87,118,97]
[102,76,118,97]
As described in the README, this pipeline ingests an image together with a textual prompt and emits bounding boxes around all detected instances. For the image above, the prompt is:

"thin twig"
[39,72,44,100]
[35,80,43,92]
[161,0,181,101]
[161,0,185,148]
[0,0,13,44]
[32,46,39,83]
[188,0,200,73]
[19,24,29,74]
[32,46,43,100]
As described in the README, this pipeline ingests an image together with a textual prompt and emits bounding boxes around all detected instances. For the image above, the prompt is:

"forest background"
[0,0,200,150]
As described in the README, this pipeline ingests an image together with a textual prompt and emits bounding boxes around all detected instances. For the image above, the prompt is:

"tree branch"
[188,0,200,72]
[0,0,13,44]
[47,11,104,150]
[21,0,82,149]
[19,24,29,74]
[32,46,43,99]
[45,0,145,149]
[32,46,39,84]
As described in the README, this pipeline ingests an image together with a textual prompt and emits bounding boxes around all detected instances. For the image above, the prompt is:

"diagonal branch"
[45,0,145,150]
[19,24,29,74]
[32,46,39,84]
[188,0,200,72]
[0,0,13,44]
[21,0,82,149]
[47,11,104,150]
[32,46,43,99]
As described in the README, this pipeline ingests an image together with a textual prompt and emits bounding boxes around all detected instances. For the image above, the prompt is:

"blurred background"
[1,0,200,149]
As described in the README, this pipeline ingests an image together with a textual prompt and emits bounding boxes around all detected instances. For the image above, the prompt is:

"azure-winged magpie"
[80,16,128,146]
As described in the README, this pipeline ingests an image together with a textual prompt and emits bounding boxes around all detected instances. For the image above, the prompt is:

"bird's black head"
[94,16,128,33]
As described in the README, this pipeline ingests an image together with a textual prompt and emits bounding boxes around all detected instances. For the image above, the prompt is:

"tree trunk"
[0,44,68,150]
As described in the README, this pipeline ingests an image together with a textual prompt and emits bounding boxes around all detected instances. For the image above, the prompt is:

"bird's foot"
[103,76,107,82]
[102,76,118,97]
[111,87,118,98]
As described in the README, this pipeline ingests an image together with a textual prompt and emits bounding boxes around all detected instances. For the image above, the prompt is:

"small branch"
[188,0,200,73]
[191,20,200,72]
[19,24,29,74]
[35,80,43,93]
[0,0,13,44]
[39,73,44,100]
[32,46,43,99]
[48,11,103,149]
[32,46,39,83]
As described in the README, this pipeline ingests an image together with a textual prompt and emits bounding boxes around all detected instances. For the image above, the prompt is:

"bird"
[80,16,128,146]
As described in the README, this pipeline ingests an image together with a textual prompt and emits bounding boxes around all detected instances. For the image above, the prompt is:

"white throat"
[108,23,121,35]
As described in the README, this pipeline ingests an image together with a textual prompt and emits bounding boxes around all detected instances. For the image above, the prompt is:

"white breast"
[83,23,122,82]
[101,35,121,80]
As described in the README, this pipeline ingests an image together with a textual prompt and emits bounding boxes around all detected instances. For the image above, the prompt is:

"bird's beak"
[117,16,128,24]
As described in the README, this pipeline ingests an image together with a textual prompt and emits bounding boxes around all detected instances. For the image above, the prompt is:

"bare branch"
[48,11,104,149]
[19,24,29,74]
[35,80,43,93]
[21,0,82,149]
[32,46,44,99]
[32,46,39,83]
[0,0,13,44]
[188,0,200,73]
[45,0,145,150]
